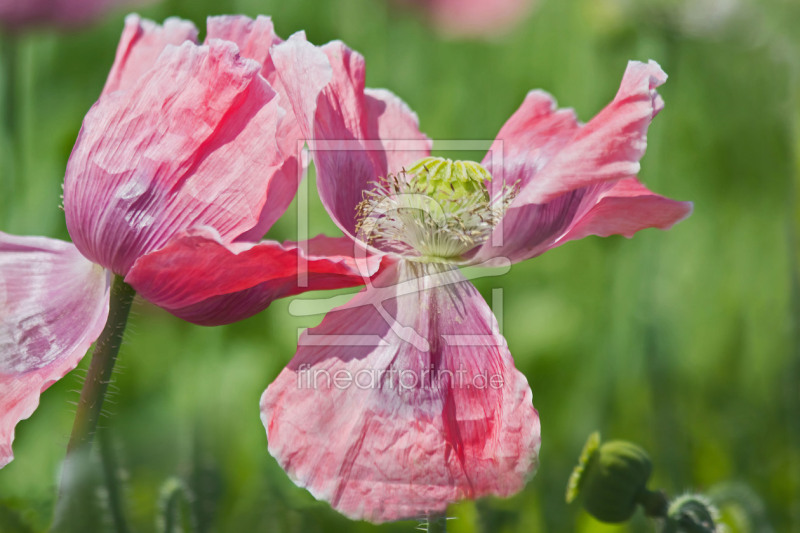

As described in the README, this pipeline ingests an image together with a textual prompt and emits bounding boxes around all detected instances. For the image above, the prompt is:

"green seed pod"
[406,156,492,205]
[566,432,654,523]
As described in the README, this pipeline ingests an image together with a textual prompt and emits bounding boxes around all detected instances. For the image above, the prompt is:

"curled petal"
[0,233,110,468]
[103,14,199,96]
[65,39,286,275]
[125,229,385,326]
[474,60,683,264]
[206,15,295,94]
[261,262,539,522]
[206,15,283,67]
[515,60,667,205]
[214,23,330,147]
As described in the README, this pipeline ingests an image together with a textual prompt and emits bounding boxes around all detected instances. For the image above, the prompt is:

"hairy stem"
[66,275,135,454]
[51,275,135,533]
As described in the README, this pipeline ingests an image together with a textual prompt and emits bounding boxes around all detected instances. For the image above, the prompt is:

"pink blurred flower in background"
[395,0,537,38]
[0,0,155,29]
[246,34,692,522]
[0,15,378,468]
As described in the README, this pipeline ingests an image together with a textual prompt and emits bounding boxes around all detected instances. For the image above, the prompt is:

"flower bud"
[566,432,654,523]
[665,494,721,533]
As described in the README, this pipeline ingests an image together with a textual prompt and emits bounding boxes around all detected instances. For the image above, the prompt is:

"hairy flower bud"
[664,494,722,533]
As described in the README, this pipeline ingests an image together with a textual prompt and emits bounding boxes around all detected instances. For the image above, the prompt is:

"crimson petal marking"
[0,233,110,468]
[65,39,285,275]
[102,14,199,96]
[126,229,385,326]
[261,261,539,523]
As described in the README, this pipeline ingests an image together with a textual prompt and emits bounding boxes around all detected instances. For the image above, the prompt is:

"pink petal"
[206,15,283,79]
[0,233,110,468]
[102,14,199,96]
[207,19,331,240]
[467,189,592,265]
[281,40,431,237]
[401,0,537,38]
[125,229,386,326]
[64,39,286,276]
[473,60,678,264]
[211,22,330,144]
[261,262,539,523]
[364,88,432,175]
[481,90,580,193]
[271,33,331,130]
[554,178,693,244]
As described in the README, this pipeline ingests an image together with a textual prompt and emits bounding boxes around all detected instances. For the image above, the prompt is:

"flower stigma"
[356,157,516,261]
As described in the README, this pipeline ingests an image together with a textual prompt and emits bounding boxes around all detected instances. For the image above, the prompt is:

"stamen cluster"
[356,157,516,261]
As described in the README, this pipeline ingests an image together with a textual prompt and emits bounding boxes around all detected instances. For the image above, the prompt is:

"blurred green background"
[1,0,798,531]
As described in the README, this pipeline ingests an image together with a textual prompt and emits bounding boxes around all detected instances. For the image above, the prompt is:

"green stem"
[426,512,448,533]
[51,275,135,533]
[786,51,800,532]
[0,32,17,135]
[98,432,130,533]
[638,489,669,518]
[0,32,19,226]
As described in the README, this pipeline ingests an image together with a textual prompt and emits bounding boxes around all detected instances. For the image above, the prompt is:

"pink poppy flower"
[0,0,153,29]
[0,15,379,469]
[395,0,537,38]
[256,40,692,522]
